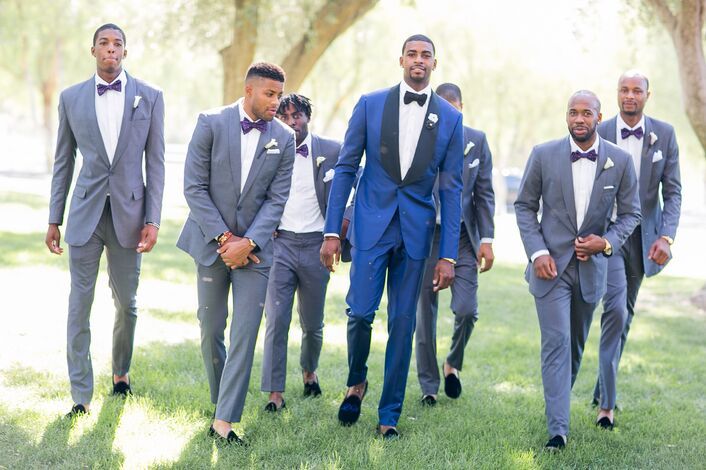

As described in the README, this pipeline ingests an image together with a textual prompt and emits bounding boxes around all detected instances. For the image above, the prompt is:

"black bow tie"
[403,90,427,106]
[570,149,598,163]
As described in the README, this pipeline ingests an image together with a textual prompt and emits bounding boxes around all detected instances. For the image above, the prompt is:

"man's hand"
[217,237,259,269]
[648,237,671,266]
[574,234,606,261]
[137,225,159,253]
[433,259,455,292]
[477,243,494,273]
[320,237,341,272]
[45,224,63,255]
[533,254,557,280]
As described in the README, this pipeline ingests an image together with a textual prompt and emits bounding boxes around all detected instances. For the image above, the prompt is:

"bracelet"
[216,231,233,246]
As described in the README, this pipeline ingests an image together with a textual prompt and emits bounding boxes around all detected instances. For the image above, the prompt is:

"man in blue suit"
[320,34,464,439]
[591,71,681,429]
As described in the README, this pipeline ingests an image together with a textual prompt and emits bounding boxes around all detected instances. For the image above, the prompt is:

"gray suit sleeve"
[244,132,295,249]
[48,93,77,225]
[183,114,230,241]
[144,90,165,225]
[605,156,641,252]
[514,147,548,259]
[474,134,495,239]
[659,128,681,239]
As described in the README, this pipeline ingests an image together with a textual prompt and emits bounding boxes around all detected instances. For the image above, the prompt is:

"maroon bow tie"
[296,144,309,157]
[570,149,597,162]
[96,80,121,96]
[621,127,644,139]
[241,119,267,134]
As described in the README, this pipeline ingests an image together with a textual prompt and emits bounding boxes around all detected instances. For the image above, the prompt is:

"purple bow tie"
[296,144,309,158]
[241,119,267,134]
[570,149,598,163]
[621,127,644,139]
[96,80,121,96]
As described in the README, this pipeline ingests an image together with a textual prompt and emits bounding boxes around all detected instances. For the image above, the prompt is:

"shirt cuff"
[324,233,340,239]
[480,238,493,244]
[530,249,550,263]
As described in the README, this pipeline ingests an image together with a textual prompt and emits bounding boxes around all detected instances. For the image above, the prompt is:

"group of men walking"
[45,24,681,450]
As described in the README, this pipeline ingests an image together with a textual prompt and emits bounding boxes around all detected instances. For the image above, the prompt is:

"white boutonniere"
[133,95,142,109]
[649,131,658,146]
[426,113,438,129]
[316,156,326,167]
[264,138,278,150]
[464,141,475,156]
[604,157,614,170]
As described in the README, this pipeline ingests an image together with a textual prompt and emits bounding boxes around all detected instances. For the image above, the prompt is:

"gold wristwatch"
[661,235,674,246]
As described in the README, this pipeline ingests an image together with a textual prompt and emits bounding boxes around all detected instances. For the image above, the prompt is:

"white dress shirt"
[95,70,126,164]
[530,137,598,263]
[616,115,644,185]
[238,99,262,192]
[279,133,325,233]
[398,81,431,180]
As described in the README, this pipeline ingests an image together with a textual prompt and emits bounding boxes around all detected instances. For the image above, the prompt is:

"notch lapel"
[602,117,617,144]
[240,121,274,199]
[559,137,578,232]
[402,92,439,186]
[638,116,654,201]
[82,78,111,165]
[228,105,242,200]
[310,134,326,213]
[380,85,402,184]
[579,137,609,233]
[110,73,136,168]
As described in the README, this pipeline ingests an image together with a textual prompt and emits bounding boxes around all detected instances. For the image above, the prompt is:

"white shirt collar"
[95,69,126,86]
[570,136,600,155]
[617,114,645,133]
[298,132,312,152]
[399,80,432,103]
[236,98,258,123]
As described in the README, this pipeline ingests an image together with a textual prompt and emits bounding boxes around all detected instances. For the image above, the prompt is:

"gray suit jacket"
[460,126,495,256]
[177,103,295,267]
[48,73,165,248]
[598,116,681,277]
[309,134,342,216]
[515,136,641,303]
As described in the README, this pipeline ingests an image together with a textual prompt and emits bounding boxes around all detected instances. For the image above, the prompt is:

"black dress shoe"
[444,372,462,399]
[65,404,88,419]
[596,416,614,430]
[112,381,132,397]
[420,395,437,407]
[544,435,566,451]
[338,381,368,426]
[377,426,400,440]
[303,381,322,397]
[208,426,245,446]
[264,399,286,412]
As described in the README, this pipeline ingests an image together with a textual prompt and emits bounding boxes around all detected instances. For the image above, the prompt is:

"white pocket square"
[603,185,614,190]
[652,150,663,163]
[323,168,335,183]
[468,158,480,169]
[266,149,280,155]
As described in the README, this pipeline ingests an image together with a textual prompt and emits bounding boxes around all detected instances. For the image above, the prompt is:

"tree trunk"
[646,0,706,156]
[220,0,259,104]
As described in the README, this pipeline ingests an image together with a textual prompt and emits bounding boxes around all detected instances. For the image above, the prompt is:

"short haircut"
[278,93,313,120]
[569,90,601,113]
[245,62,286,82]
[436,83,462,103]
[619,70,650,91]
[401,34,435,55]
[93,23,126,46]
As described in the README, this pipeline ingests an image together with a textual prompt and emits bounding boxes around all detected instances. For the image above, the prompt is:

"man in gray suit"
[45,24,165,417]
[415,83,495,406]
[260,94,341,411]
[592,71,681,429]
[515,90,640,450]
[177,62,295,444]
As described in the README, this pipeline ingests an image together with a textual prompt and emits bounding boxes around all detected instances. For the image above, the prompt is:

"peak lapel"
[559,137,578,232]
[380,85,402,184]
[110,73,136,168]
[402,92,439,186]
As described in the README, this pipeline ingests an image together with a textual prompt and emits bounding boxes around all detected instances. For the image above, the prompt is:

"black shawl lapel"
[380,85,402,184]
[402,91,439,186]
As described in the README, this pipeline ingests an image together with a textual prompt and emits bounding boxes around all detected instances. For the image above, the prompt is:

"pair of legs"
[344,214,426,430]
[196,259,269,438]
[594,229,644,422]
[261,231,329,406]
[416,226,478,398]
[67,198,140,409]
[535,259,596,439]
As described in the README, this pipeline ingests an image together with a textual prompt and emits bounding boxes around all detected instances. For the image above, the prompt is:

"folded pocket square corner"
[603,185,615,190]
[266,149,281,155]
[652,150,663,163]
[468,158,480,169]
[323,169,335,183]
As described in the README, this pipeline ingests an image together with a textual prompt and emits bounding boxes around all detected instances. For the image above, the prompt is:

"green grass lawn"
[1,209,705,469]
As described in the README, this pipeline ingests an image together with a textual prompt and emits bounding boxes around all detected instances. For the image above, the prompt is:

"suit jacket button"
[237,205,242,210]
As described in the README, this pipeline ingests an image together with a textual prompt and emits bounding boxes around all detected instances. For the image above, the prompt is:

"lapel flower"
[316,156,326,167]
[426,113,439,129]
[133,95,142,109]
[604,157,614,170]
[265,138,278,149]
[649,131,658,146]
[464,141,475,156]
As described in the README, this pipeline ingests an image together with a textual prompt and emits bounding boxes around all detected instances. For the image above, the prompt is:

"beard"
[569,125,596,143]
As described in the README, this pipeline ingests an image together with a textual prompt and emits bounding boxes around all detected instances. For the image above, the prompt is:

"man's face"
[277,103,309,144]
[566,96,602,143]
[399,41,436,86]
[618,76,650,117]
[245,77,284,121]
[91,29,126,76]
